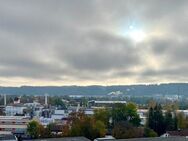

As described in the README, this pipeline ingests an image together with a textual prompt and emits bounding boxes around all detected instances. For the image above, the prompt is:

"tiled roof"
[167,129,188,136]
[117,137,188,141]
[25,136,188,141]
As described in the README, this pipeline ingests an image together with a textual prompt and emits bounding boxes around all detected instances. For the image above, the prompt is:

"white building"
[24,102,44,117]
[88,100,127,108]
[137,109,148,125]
[5,106,27,116]
[39,117,54,126]
[84,109,94,115]
[51,110,69,120]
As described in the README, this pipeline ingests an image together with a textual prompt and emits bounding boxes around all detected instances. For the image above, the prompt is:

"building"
[88,100,127,108]
[0,134,18,141]
[39,117,54,126]
[24,102,44,117]
[137,109,148,125]
[51,109,69,120]
[115,137,188,141]
[84,109,94,115]
[26,137,91,141]
[165,129,188,137]
[5,106,27,116]
[0,116,30,135]
[13,97,21,104]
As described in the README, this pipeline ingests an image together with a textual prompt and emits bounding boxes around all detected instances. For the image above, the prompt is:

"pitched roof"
[167,129,188,136]
[116,137,188,141]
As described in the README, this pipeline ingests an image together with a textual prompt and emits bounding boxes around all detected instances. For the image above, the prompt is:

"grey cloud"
[147,38,172,54]
[56,30,141,72]
[0,0,188,85]
[140,66,188,83]
[148,37,188,65]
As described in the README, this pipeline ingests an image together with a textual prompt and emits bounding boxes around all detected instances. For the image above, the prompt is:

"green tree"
[144,128,158,137]
[126,103,141,126]
[49,96,66,109]
[174,113,178,130]
[112,103,141,127]
[165,110,176,131]
[27,120,40,139]
[147,104,165,136]
[147,107,154,129]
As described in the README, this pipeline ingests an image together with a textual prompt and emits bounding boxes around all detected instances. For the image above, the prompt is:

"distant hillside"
[0,83,188,96]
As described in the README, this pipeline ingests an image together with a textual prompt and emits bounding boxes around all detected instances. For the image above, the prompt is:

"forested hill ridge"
[0,83,188,96]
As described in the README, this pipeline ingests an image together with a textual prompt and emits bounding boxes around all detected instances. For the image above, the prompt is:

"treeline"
[147,103,188,136]
[27,102,188,140]
[27,103,155,140]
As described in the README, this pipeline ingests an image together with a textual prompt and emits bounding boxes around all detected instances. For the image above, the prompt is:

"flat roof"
[26,137,91,141]
[92,101,126,104]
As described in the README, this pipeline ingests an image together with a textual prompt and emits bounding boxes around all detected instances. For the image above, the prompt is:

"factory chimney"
[45,93,48,105]
[4,94,6,106]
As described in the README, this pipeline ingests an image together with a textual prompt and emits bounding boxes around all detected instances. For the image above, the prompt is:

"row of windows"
[0,121,28,124]
[0,121,27,123]
[0,128,26,131]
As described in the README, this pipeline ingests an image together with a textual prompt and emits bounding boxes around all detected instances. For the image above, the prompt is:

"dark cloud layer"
[0,0,188,85]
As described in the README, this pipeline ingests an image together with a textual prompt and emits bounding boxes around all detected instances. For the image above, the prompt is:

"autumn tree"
[144,128,158,137]
[64,111,106,140]
[176,112,188,129]
[94,108,110,128]
[112,121,144,139]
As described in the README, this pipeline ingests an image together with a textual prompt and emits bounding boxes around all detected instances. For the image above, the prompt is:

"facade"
[51,110,69,120]
[0,134,18,141]
[39,117,54,126]
[5,106,27,116]
[137,109,148,125]
[88,100,127,107]
[84,109,94,115]
[0,116,30,134]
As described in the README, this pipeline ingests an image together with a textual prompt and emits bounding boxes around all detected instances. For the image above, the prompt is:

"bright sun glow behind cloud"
[119,24,147,43]
[129,29,146,42]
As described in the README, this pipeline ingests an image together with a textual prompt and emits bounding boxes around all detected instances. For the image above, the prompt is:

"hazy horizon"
[0,0,188,86]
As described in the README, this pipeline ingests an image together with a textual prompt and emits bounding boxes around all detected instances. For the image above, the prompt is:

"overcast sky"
[0,0,188,86]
